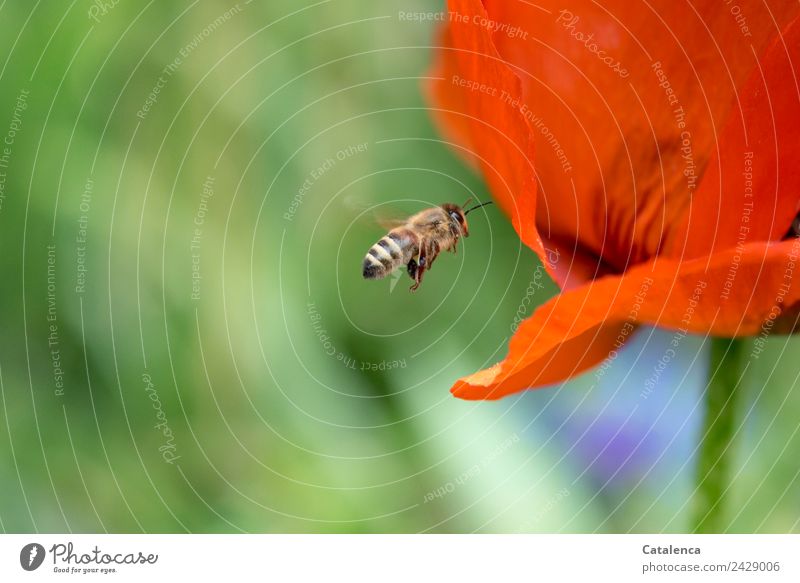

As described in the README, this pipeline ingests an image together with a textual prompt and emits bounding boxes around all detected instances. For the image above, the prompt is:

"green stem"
[693,337,745,533]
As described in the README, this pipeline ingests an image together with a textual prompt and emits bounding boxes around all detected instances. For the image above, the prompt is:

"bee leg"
[409,244,429,292]
[407,259,418,279]
[409,265,425,291]
[427,240,441,268]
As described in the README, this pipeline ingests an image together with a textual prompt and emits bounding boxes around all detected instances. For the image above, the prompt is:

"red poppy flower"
[425,0,800,399]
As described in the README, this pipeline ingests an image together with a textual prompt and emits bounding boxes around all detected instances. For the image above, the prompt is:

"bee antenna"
[464,201,493,215]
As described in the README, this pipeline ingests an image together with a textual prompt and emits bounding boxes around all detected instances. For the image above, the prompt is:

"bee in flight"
[362,199,492,291]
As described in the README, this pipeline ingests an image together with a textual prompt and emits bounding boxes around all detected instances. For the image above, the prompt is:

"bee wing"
[342,196,410,230]
[375,215,407,230]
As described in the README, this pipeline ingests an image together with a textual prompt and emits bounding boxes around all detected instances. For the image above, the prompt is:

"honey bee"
[362,200,492,291]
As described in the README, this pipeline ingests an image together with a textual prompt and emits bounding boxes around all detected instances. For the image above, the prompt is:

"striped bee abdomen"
[362,230,417,280]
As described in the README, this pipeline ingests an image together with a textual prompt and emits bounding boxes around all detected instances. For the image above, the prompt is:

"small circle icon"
[20,543,45,571]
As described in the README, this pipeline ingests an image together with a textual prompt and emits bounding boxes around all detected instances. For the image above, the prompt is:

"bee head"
[442,203,469,237]
[443,199,493,237]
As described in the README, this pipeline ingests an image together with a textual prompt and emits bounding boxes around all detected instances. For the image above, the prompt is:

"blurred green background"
[0,0,798,533]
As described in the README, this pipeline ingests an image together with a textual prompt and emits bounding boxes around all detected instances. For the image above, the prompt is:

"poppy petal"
[453,238,800,400]
[424,0,545,270]
[428,0,799,283]
[666,14,800,259]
